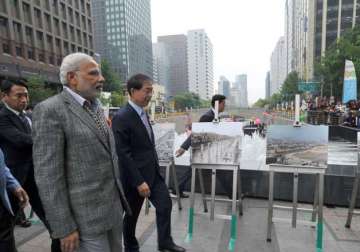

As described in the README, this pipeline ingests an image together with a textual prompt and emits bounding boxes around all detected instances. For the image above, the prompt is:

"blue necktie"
[140,110,152,141]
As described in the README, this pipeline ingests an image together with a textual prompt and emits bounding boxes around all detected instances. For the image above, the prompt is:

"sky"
[151,0,286,105]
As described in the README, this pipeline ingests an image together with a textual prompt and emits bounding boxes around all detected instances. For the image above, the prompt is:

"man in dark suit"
[174,95,227,194]
[0,79,61,252]
[0,147,29,252]
[112,74,185,252]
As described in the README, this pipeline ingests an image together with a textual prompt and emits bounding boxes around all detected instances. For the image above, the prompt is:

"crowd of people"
[0,53,187,252]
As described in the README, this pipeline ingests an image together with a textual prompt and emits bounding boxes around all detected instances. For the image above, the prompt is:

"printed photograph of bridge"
[266,125,328,167]
[191,122,243,165]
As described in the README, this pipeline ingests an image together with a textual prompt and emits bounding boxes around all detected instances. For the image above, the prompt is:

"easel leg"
[237,166,243,216]
[171,161,182,210]
[267,170,274,242]
[316,174,324,252]
[198,169,208,212]
[312,174,319,222]
[292,172,298,228]
[210,168,216,221]
[186,166,197,243]
[228,166,238,251]
[345,174,360,228]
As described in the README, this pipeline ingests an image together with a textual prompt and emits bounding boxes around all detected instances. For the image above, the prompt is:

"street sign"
[298,81,320,93]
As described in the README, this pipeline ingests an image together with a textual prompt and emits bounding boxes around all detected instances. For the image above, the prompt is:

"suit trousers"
[78,223,123,252]
[0,202,16,252]
[23,169,61,252]
[123,175,173,250]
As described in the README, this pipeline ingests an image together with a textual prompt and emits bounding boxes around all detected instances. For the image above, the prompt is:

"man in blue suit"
[0,148,29,252]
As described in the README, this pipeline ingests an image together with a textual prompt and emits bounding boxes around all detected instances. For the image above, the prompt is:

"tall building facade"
[187,29,214,100]
[217,76,230,97]
[234,74,248,107]
[91,0,153,81]
[265,71,271,99]
[0,0,94,83]
[152,42,169,90]
[270,36,287,96]
[157,34,188,98]
[285,0,360,80]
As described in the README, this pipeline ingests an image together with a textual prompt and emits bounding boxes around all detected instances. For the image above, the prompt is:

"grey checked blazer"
[32,90,130,239]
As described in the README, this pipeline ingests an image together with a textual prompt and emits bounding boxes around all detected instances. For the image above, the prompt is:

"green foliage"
[173,92,205,111]
[280,71,300,101]
[27,75,57,106]
[253,98,269,108]
[111,91,127,107]
[314,25,360,99]
[101,59,122,92]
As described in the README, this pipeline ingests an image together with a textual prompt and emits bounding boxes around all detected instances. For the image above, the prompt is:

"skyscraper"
[270,36,287,96]
[265,71,271,99]
[91,0,153,81]
[234,74,249,107]
[152,42,170,91]
[217,76,231,97]
[0,0,94,83]
[187,29,214,100]
[157,34,188,97]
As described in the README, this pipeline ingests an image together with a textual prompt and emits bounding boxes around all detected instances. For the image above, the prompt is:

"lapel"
[3,107,29,133]
[60,90,111,152]
[126,103,154,145]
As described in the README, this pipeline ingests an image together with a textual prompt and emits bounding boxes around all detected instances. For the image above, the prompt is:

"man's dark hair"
[1,79,28,94]
[211,94,226,108]
[127,74,152,96]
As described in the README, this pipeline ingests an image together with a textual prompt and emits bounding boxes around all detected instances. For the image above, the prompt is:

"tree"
[314,25,360,99]
[101,59,122,92]
[27,75,57,106]
[173,92,203,111]
[280,71,300,101]
[253,98,269,108]
[111,91,127,107]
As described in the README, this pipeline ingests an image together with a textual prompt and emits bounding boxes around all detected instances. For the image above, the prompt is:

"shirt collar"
[64,86,87,107]
[3,102,23,116]
[128,100,144,117]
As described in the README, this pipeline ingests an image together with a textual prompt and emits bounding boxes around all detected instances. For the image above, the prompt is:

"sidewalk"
[15,197,360,252]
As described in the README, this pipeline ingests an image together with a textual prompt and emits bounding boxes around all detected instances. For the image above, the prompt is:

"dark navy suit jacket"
[112,103,161,190]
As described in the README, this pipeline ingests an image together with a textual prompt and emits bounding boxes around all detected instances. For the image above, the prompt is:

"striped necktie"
[83,101,109,140]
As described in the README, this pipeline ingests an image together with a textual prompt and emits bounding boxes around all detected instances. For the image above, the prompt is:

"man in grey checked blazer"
[32,53,130,252]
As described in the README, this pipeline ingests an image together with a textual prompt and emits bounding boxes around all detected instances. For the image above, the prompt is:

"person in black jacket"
[0,79,61,252]
[112,74,185,252]
[174,95,234,198]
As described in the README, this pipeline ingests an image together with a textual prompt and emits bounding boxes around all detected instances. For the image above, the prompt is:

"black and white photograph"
[191,122,243,165]
[266,125,328,167]
[153,123,176,162]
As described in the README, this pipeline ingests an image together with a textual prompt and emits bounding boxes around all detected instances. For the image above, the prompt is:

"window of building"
[28,47,35,60]
[70,26,75,42]
[88,19,92,33]
[75,12,80,27]
[34,8,42,28]
[0,1,7,13]
[55,38,61,54]
[83,32,87,47]
[0,17,9,38]
[74,0,79,10]
[62,22,68,39]
[68,7,73,23]
[32,0,41,6]
[76,29,81,44]
[86,3,91,16]
[54,18,60,36]
[44,13,52,32]
[80,0,85,13]
[13,22,22,43]
[71,43,75,52]
[25,26,34,46]
[81,16,86,30]
[63,41,69,55]
[60,2,66,19]
[46,35,53,52]
[10,0,20,20]
[52,0,59,16]
[44,0,50,11]
[22,3,32,24]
